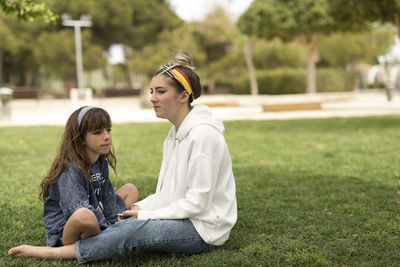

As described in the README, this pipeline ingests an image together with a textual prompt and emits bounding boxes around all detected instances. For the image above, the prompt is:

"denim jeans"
[75,219,216,263]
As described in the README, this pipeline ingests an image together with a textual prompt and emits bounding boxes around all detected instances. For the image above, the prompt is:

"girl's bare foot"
[9,245,53,258]
[8,244,76,259]
[9,245,35,257]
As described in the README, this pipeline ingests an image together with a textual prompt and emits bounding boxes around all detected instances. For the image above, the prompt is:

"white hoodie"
[134,104,237,246]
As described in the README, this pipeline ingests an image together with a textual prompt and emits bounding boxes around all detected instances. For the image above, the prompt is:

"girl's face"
[84,128,112,163]
[149,74,186,124]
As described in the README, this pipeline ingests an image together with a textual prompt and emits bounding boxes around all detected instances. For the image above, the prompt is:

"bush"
[252,39,305,69]
[231,68,356,94]
[317,69,355,92]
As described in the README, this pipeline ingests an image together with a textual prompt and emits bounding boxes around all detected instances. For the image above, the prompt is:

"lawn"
[1,116,400,266]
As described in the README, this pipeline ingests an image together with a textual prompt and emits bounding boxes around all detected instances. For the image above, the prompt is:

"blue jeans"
[75,219,216,263]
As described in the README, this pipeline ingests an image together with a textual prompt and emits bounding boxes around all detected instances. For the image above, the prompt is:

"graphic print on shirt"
[91,171,106,210]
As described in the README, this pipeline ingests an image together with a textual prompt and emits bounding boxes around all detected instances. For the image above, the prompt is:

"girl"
[8,52,236,262]
[39,106,138,247]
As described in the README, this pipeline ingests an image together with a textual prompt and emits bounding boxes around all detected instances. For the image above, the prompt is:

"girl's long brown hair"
[39,107,117,201]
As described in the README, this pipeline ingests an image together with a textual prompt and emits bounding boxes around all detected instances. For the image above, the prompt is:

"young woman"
[39,106,138,246]
[8,51,237,263]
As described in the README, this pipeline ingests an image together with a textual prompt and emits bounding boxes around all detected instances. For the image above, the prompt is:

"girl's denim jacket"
[43,157,126,246]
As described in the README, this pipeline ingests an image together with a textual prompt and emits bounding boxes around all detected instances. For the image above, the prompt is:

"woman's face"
[149,74,184,123]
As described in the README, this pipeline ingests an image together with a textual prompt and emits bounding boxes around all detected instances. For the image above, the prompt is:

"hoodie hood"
[170,104,225,141]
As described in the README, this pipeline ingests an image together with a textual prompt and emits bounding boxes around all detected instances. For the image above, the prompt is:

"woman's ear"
[180,90,190,103]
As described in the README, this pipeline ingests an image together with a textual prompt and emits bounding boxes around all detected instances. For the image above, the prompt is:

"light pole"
[62,14,92,98]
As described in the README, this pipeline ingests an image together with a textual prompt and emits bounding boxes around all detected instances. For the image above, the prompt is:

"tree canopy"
[237,0,373,93]
[0,0,55,22]
[1,0,397,94]
[330,0,400,31]
[319,25,395,68]
[0,0,181,88]
[43,0,181,49]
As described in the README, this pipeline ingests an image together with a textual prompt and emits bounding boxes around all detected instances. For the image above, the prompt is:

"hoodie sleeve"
[134,193,158,210]
[137,125,224,220]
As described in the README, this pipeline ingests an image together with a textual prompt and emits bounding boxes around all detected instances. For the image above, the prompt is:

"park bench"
[262,101,322,112]
[103,88,140,97]
[200,101,239,107]
[12,87,41,99]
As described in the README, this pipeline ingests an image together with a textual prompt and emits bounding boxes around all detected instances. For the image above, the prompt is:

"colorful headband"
[77,106,96,127]
[159,65,192,95]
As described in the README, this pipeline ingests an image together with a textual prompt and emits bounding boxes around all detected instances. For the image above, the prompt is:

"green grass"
[1,116,400,266]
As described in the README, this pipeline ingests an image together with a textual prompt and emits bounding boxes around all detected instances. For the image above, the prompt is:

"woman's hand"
[119,205,140,220]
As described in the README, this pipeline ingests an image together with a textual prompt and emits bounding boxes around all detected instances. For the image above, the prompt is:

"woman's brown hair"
[39,107,116,201]
[154,50,202,105]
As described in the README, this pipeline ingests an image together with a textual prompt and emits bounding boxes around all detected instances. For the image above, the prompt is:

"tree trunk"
[208,78,216,94]
[10,73,17,85]
[243,42,258,95]
[0,50,3,85]
[124,45,135,88]
[394,13,400,40]
[301,34,320,94]
[25,69,33,86]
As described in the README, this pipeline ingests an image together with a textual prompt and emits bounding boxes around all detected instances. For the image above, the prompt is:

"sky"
[168,0,253,22]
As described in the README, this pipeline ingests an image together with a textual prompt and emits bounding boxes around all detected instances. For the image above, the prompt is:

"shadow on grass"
[231,165,400,266]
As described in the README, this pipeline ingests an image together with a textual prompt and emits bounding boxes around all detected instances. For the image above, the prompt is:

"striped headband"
[159,65,192,95]
[77,106,96,127]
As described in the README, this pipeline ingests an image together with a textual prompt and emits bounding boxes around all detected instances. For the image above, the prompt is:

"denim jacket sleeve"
[99,160,126,223]
[57,164,107,225]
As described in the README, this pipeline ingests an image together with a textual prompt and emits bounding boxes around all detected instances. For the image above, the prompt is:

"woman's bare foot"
[8,244,76,259]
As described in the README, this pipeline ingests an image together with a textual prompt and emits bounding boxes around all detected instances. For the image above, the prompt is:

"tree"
[131,7,245,94]
[242,37,258,95]
[33,30,105,82]
[0,0,55,85]
[191,8,244,93]
[130,24,206,77]
[329,0,400,38]
[0,14,17,84]
[327,1,400,89]
[319,25,395,68]
[43,0,181,89]
[252,38,305,69]
[0,0,55,22]
[1,0,181,89]
[126,23,206,107]
[237,0,370,94]
[43,0,180,50]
